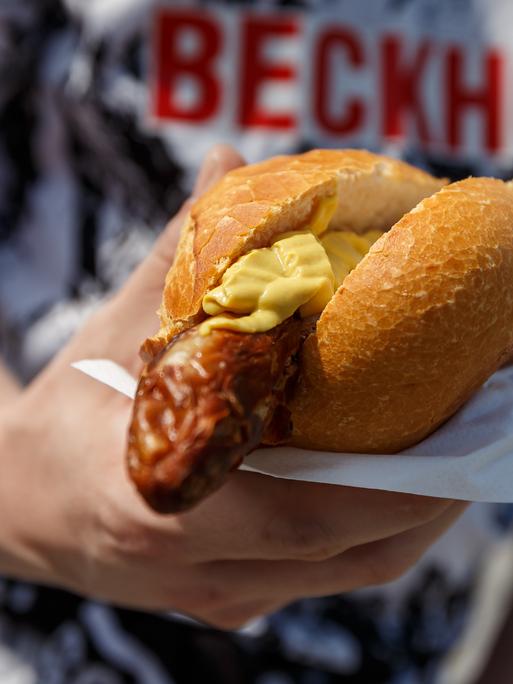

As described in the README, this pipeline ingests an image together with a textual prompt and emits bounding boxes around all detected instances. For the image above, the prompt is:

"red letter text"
[314,28,365,135]
[446,47,502,152]
[153,10,221,122]
[238,16,298,129]
[382,36,431,144]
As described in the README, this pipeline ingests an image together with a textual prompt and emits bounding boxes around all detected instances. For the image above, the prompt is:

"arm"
[0,145,467,628]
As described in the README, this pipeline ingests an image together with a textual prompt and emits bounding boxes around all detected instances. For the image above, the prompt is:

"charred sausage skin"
[127,320,304,513]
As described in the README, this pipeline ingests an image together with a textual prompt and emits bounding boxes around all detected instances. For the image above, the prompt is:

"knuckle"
[359,549,411,586]
[395,494,448,527]
[108,522,159,560]
[262,515,340,561]
[380,557,411,584]
[92,498,170,565]
[206,602,268,631]
[207,613,249,631]
[159,580,228,619]
[184,583,230,614]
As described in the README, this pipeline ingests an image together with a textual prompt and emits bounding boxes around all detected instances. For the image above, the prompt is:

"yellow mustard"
[320,229,383,284]
[308,193,339,235]
[201,231,335,334]
[200,196,383,335]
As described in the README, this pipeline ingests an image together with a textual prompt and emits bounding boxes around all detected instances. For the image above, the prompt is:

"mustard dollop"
[200,196,382,335]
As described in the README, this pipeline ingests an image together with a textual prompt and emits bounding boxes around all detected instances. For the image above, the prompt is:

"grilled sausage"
[127,319,305,513]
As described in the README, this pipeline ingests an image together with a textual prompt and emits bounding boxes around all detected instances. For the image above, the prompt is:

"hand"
[0,145,467,630]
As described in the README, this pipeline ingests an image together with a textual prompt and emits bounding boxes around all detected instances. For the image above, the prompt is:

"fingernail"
[192,147,222,198]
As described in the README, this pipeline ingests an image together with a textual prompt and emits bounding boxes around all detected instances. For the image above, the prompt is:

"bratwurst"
[127,149,513,514]
[128,319,306,512]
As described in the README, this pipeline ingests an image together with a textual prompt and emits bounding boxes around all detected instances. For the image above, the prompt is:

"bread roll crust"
[290,178,513,452]
[144,149,513,455]
[152,149,445,348]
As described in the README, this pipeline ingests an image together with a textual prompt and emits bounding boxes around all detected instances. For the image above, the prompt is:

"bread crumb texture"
[291,178,513,452]
[157,149,445,340]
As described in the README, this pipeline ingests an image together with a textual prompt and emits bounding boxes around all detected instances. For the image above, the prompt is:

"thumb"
[126,144,245,299]
[101,145,245,367]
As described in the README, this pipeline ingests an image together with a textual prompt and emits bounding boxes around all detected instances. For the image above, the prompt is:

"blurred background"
[1,1,513,682]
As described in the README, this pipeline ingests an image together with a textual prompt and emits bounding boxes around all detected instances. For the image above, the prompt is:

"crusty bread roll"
[142,149,513,455]
[291,177,513,452]
[147,149,446,352]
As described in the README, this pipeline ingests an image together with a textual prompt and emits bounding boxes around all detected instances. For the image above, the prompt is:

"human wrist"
[0,402,29,577]
[0,399,61,585]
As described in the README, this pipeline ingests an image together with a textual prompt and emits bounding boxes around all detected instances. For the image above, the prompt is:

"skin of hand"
[0,145,467,630]
[0,363,20,406]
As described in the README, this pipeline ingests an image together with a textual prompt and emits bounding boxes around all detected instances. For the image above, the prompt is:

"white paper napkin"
[72,359,513,503]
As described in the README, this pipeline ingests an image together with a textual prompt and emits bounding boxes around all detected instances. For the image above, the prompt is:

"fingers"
[176,501,467,628]
[192,144,245,199]
[149,471,454,563]
[78,145,245,370]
